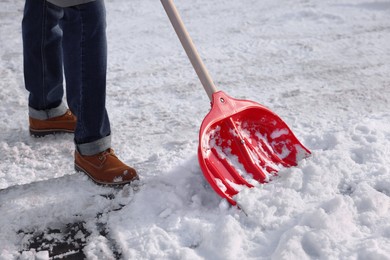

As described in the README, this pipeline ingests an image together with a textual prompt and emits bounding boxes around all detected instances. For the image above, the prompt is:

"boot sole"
[74,164,139,186]
[30,128,74,137]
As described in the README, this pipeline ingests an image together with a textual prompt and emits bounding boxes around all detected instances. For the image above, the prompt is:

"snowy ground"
[1,0,390,259]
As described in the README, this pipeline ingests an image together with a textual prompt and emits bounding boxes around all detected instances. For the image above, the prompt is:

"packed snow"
[1,0,390,259]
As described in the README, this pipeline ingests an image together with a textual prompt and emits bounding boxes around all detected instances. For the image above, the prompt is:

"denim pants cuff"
[29,102,68,120]
[76,135,111,156]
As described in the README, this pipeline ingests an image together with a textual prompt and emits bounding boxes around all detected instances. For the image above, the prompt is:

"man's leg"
[62,0,111,153]
[22,0,76,135]
[62,0,138,184]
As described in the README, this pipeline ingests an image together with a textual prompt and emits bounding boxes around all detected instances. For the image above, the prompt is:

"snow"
[1,0,390,259]
[270,129,289,140]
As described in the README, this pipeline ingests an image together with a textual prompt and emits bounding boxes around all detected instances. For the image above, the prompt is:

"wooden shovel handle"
[161,0,217,101]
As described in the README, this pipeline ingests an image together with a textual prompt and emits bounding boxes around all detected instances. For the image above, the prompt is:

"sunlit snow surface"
[1,0,390,258]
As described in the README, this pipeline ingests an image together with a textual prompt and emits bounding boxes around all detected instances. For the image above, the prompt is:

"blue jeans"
[22,0,111,155]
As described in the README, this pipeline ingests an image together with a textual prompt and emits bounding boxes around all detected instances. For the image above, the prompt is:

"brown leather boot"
[74,149,139,185]
[29,109,77,137]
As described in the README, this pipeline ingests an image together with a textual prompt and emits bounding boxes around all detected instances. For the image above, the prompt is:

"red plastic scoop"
[161,0,311,205]
[198,91,310,205]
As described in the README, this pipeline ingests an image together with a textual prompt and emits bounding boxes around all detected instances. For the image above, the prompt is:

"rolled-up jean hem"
[76,135,111,156]
[29,102,68,120]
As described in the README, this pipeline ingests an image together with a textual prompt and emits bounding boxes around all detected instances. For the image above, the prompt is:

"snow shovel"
[161,0,311,205]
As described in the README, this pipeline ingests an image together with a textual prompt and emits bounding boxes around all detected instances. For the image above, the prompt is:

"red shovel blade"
[198,91,311,205]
